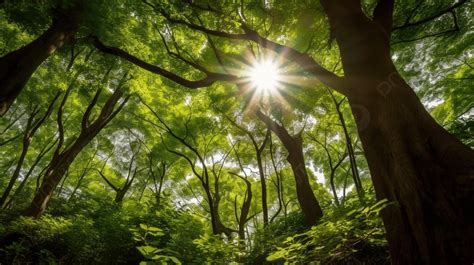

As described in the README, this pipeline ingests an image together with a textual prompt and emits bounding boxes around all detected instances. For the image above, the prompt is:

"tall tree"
[143,101,236,237]
[0,94,59,207]
[256,109,323,226]
[25,80,129,217]
[227,117,271,226]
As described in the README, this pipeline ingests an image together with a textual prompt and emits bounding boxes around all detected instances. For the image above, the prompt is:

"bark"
[156,163,166,206]
[256,110,323,226]
[321,1,474,263]
[111,152,141,204]
[24,85,128,218]
[0,7,81,115]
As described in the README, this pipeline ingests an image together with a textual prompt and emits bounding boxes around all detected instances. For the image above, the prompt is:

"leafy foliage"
[267,192,391,264]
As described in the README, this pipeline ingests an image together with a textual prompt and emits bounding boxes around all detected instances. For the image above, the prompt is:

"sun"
[248,60,281,92]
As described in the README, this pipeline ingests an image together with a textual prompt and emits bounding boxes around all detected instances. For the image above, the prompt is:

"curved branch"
[91,36,240,88]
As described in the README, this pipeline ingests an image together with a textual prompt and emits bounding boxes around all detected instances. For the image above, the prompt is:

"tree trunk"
[256,110,323,226]
[255,151,268,227]
[0,132,30,206]
[329,170,339,206]
[5,138,56,208]
[24,86,127,218]
[114,189,126,203]
[330,91,364,199]
[25,140,88,217]
[25,156,70,217]
[156,162,166,207]
[286,137,324,226]
[322,2,474,263]
[0,7,81,115]
[0,95,57,206]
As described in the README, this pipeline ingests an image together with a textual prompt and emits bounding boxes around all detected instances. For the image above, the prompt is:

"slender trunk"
[230,172,252,240]
[330,91,364,199]
[238,178,252,240]
[255,151,268,226]
[24,86,128,218]
[0,95,57,206]
[269,137,283,223]
[114,190,126,203]
[0,7,81,115]
[341,167,350,204]
[68,168,88,200]
[227,118,270,226]
[69,149,97,200]
[322,2,474,263]
[0,133,30,206]
[286,142,324,225]
[329,170,339,206]
[115,167,139,204]
[256,110,323,226]
[209,188,234,237]
[5,138,56,208]
[156,162,166,206]
[56,169,69,196]
[144,101,235,237]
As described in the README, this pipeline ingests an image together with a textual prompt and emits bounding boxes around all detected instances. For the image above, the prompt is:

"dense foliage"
[0,0,472,264]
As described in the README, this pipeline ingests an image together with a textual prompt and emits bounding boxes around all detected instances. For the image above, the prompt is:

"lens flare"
[248,60,281,92]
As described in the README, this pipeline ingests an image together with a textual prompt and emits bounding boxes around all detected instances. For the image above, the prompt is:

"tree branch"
[393,0,468,30]
[91,36,240,88]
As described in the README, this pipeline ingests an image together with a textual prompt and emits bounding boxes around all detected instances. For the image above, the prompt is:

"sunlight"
[248,59,281,92]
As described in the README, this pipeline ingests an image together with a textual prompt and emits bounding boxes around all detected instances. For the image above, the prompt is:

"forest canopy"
[0,0,473,264]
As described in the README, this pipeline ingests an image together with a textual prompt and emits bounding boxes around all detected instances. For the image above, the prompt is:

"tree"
[143,101,236,237]
[226,116,271,227]
[121,1,473,263]
[25,77,129,217]
[1,0,472,263]
[256,109,323,226]
[0,94,58,207]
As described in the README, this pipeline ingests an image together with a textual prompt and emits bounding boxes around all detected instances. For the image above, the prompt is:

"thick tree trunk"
[322,2,474,263]
[0,8,81,115]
